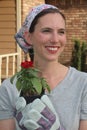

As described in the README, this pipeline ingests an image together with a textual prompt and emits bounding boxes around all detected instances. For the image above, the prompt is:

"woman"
[0,4,87,130]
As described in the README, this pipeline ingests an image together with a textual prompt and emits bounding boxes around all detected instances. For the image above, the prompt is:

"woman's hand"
[79,120,87,130]
[0,119,16,130]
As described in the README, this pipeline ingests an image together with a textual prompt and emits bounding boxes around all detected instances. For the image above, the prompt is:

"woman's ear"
[23,31,32,45]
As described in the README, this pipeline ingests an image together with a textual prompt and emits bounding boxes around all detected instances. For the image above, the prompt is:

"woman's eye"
[42,29,51,33]
[59,31,65,35]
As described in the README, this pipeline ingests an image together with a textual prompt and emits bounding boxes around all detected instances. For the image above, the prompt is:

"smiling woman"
[0,3,87,130]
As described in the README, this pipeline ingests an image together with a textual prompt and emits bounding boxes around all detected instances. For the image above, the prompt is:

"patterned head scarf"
[15,4,57,53]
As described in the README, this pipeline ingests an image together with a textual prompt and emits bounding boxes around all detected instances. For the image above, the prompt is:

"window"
[57,0,87,7]
[45,0,87,8]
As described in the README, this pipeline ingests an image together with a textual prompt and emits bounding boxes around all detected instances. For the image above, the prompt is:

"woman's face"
[29,13,66,62]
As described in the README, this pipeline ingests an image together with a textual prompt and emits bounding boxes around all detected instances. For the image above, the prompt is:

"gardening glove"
[15,95,65,130]
[15,96,32,130]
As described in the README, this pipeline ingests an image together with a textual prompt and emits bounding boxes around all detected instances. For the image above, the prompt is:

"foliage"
[81,41,87,71]
[10,61,50,95]
[71,39,81,70]
[71,39,87,71]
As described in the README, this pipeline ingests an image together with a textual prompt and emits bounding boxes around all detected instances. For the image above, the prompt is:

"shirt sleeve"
[80,82,87,120]
[0,78,19,120]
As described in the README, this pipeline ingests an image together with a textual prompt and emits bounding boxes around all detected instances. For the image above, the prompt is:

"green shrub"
[71,39,87,71]
[81,41,87,71]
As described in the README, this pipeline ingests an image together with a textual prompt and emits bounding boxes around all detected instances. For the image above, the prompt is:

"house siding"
[0,0,16,54]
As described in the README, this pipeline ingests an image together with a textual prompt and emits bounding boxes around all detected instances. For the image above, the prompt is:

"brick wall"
[59,7,87,65]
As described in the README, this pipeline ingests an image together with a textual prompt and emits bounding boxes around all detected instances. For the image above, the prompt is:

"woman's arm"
[79,120,87,130]
[0,119,16,130]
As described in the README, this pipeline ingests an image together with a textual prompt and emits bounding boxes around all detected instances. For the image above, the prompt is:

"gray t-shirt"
[0,67,87,130]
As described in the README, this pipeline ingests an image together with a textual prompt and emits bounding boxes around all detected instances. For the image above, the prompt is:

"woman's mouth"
[45,46,60,54]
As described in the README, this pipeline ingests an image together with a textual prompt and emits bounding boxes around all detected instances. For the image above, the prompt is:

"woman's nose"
[50,32,59,44]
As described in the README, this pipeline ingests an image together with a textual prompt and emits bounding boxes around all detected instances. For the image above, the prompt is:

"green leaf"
[10,75,16,84]
[16,79,22,91]
[41,78,51,93]
[27,68,40,78]
[31,78,42,94]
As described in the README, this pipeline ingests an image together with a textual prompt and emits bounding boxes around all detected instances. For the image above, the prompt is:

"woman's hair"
[29,8,65,33]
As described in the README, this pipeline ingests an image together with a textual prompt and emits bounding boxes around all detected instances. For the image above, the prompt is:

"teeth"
[47,47,57,51]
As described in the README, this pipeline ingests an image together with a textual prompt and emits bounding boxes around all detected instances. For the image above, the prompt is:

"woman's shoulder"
[0,78,19,97]
[1,78,16,88]
[70,67,87,77]
[0,78,19,120]
[69,66,87,84]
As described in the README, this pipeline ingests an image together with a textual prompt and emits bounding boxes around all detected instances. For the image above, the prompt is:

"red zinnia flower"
[21,61,33,69]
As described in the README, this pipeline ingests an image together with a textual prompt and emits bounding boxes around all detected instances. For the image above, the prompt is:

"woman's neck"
[34,60,60,73]
[34,61,69,90]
